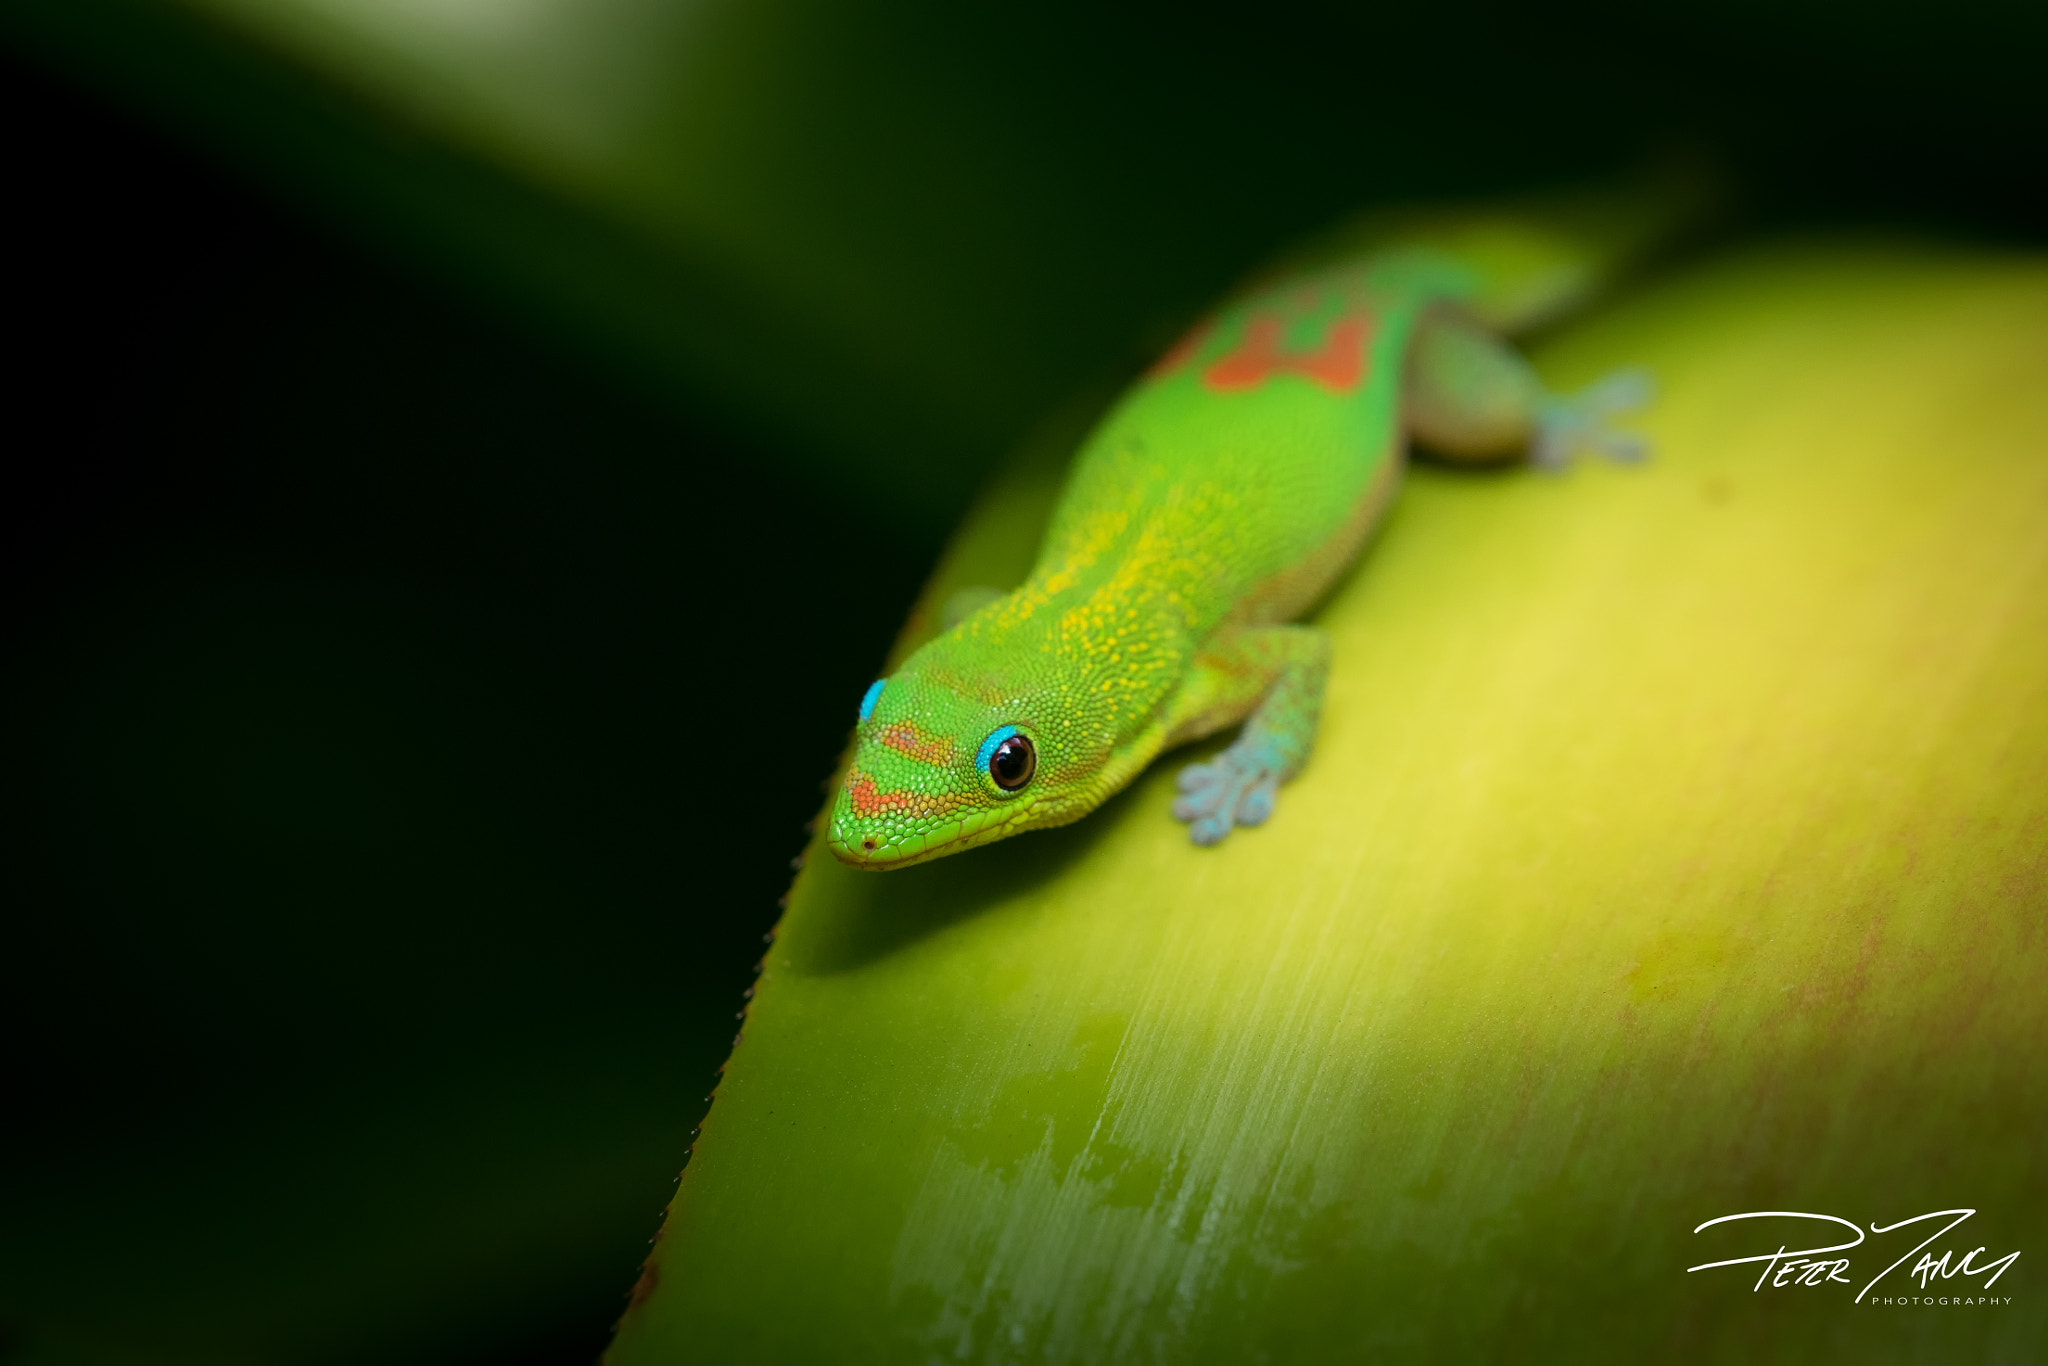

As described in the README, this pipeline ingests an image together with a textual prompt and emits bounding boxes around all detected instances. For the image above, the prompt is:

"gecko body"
[829,194,1673,868]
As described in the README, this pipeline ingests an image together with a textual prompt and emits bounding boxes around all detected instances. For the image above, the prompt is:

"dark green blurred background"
[2,2,2044,1363]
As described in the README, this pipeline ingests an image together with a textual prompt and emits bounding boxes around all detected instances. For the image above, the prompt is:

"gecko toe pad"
[1533,366,1655,471]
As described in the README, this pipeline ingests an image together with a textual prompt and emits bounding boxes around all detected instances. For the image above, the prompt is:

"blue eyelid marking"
[976,724,1020,774]
[858,680,886,724]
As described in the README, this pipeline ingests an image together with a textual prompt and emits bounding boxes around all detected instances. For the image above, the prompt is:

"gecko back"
[829,173,1711,867]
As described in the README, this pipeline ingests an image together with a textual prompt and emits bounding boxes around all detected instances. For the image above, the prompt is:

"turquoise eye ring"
[857,679,886,723]
[977,725,1036,793]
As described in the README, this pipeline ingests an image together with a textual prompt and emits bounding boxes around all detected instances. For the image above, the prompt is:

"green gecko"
[829,188,1682,869]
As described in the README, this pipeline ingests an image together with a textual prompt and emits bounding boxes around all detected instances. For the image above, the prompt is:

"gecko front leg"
[1164,625,1331,846]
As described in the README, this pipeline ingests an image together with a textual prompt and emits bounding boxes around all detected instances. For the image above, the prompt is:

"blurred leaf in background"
[12,0,2048,531]
[0,0,2044,1363]
[0,51,927,1364]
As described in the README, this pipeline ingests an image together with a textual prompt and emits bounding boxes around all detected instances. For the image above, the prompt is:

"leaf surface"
[613,243,2048,1362]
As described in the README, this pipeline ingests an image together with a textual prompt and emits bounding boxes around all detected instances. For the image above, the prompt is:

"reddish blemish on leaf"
[1204,313,1372,393]
[627,1257,659,1312]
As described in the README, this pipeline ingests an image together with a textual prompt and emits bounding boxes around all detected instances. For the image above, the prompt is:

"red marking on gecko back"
[1147,320,1213,378]
[1204,312,1372,393]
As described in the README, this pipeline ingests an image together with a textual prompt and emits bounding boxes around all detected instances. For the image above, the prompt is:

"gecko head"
[826,665,1093,870]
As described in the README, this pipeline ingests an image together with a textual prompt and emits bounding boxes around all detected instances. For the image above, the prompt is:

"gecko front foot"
[1164,624,1327,847]
[1532,367,1655,470]
[1171,749,1281,846]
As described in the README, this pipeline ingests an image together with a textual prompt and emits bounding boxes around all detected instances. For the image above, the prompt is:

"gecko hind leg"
[1167,625,1330,846]
[1532,367,1655,470]
[1406,311,1653,471]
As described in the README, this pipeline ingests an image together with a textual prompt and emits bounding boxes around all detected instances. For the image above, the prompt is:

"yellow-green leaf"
[610,242,2048,1361]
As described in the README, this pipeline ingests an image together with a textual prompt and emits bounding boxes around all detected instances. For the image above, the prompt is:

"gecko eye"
[978,726,1036,792]
[857,679,886,724]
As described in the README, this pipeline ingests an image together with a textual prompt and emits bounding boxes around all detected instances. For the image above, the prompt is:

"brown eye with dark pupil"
[989,734,1035,790]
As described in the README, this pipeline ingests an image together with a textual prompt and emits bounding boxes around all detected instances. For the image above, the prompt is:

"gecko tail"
[1274,156,1729,336]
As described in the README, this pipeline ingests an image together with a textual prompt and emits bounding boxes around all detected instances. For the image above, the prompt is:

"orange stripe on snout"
[878,720,955,766]
[845,768,968,821]
[846,770,893,818]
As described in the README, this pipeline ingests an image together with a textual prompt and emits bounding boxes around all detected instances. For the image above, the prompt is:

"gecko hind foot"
[1171,752,1281,847]
[1532,366,1655,471]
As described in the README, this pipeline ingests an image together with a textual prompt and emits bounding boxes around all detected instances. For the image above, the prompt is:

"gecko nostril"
[862,838,878,852]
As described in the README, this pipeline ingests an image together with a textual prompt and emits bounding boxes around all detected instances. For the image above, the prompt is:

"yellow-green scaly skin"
[828,214,1657,870]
